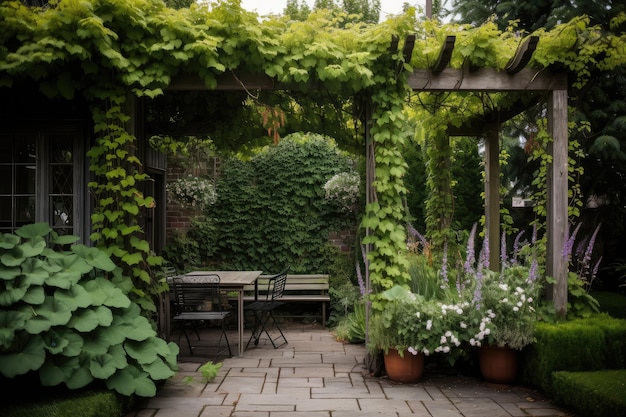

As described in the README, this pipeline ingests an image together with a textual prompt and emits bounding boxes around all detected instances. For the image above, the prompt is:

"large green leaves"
[0,224,178,396]
[0,333,46,378]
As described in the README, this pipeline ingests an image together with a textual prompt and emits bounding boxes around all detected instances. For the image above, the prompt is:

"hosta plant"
[0,223,179,397]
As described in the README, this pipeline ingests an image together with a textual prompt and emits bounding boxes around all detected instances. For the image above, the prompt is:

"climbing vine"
[1,0,624,315]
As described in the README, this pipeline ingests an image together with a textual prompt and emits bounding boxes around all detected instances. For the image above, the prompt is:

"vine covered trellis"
[1,0,624,316]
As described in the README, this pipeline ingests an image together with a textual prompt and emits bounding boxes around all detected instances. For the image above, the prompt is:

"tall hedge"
[207,132,358,274]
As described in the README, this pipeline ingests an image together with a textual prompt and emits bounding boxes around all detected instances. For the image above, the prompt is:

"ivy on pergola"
[172,35,568,316]
[4,1,618,317]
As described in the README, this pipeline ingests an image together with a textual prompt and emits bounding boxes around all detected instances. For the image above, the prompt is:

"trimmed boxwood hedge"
[521,314,626,394]
[552,369,626,417]
[0,390,131,417]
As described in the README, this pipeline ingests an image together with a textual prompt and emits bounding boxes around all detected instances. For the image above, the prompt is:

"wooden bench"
[239,274,330,326]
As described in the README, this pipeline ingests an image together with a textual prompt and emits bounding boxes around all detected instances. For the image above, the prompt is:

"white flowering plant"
[323,172,360,213]
[166,175,217,211]
[459,224,542,350]
[368,286,487,363]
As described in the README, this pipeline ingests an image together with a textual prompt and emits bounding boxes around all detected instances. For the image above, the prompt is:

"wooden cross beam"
[432,35,456,75]
[506,35,540,74]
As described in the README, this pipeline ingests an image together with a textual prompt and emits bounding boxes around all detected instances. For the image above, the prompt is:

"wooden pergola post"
[546,88,569,316]
[484,126,501,271]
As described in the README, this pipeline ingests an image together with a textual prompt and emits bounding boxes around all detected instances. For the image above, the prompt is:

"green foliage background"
[1,0,625,310]
[187,132,358,274]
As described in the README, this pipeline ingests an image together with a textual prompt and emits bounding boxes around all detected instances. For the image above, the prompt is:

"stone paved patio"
[123,323,576,417]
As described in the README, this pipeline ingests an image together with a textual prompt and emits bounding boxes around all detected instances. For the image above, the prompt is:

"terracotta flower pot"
[383,348,424,383]
[478,344,518,384]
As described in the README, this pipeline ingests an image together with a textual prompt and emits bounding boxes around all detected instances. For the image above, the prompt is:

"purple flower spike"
[464,223,477,274]
[512,230,525,265]
[583,224,601,268]
[562,223,581,261]
[500,230,508,267]
[356,262,366,296]
[478,235,489,271]
[441,242,449,286]
[527,258,538,283]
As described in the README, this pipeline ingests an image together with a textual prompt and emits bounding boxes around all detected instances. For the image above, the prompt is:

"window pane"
[51,165,73,194]
[51,196,72,228]
[15,135,36,164]
[15,166,36,194]
[0,196,11,222]
[49,135,73,163]
[16,196,36,223]
[0,140,12,163]
[0,166,11,194]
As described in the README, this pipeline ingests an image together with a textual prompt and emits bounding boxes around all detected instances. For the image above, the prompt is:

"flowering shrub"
[368,285,489,363]
[166,175,217,211]
[323,172,360,213]
[458,224,542,350]
[369,223,543,362]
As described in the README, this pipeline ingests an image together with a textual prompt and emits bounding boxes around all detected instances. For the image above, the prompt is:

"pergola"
[168,34,569,316]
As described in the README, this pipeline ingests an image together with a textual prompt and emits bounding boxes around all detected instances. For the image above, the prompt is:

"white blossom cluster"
[166,175,217,210]
[323,172,360,213]
[469,310,495,347]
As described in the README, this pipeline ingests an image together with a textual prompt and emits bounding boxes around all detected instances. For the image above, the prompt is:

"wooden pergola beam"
[506,35,539,74]
[408,67,567,92]
[403,34,416,65]
[432,35,456,75]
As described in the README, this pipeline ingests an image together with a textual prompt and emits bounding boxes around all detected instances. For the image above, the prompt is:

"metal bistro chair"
[171,274,232,358]
[245,266,290,349]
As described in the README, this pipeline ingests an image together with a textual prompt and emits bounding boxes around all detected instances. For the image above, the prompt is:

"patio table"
[181,270,262,357]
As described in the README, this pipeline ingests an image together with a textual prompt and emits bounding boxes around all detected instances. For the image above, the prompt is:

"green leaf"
[66,363,94,389]
[0,310,30,348]
[0,276,29,306]
[82,278,131,308]
[23,297,73,334]
[42,328,70,354]
[67,305,113,332]
[71,245,117,271]
[0,333,46,378]
[55,285,92,310]
[105,366,156,397]
[0,233,20,249]
[143,356,176,380]
[14,223,51,240]
[89,353,118,379]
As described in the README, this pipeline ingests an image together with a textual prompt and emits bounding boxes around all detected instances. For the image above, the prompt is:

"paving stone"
[359,397,413,413]
[296,398,360,411]
[422,400,464,416]
[217,376,265,393]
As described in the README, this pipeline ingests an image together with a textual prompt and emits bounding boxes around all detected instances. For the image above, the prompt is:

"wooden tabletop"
[184,270,262,286]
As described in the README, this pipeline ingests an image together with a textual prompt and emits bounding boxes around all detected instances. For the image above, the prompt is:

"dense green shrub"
[1,390,127,417]
[205,133,360,274]
[0,223,178,399]
[521,314,626,393]
[552,370,626,417]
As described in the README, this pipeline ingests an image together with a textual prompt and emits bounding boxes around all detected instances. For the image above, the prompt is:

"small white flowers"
[426,319,433,330]
[167,176,217,210]
[323,172,360,213]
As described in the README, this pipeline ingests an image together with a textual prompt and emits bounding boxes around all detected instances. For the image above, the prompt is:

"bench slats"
[234,274,330,325]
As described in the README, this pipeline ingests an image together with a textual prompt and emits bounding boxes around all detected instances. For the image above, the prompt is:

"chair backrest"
[172,274,222,312]
[264,265,290,302]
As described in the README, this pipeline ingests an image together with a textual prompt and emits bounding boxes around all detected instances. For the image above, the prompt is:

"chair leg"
[217,319,232,358]
[245,309,264,349]
[265,310,288,349]
[246,309,287,349]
